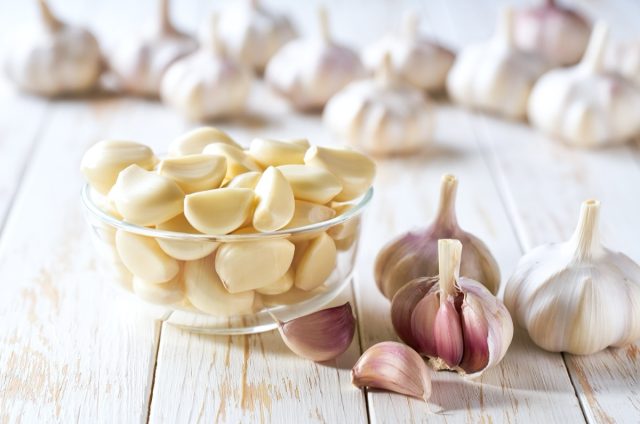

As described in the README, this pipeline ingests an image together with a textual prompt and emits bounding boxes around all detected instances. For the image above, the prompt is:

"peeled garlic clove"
[294,233,337,291]
[202,143,262,180]
[215,239,295,293]
[108,0,197,96]
[257,269,294,295]
[133,273,185,305]
[184,254,255,316]
[327,202,359,241]
[225,171,262,189]
[184,188,254,234]
[253,167,295,232]
[155,214,218,260]
[81,140,156,195]
[115,230,180,283]
[304,146,375,202]
[277,164,343,204]
[505,199,640,355]
[168,126,240,156]
[248,138,308,167]
[157,154,227,193]
[285,200,336,229]
[351,341,432,402]
[391,277,438,348]
[109,164,184,226]
[275,302,355,362]
[375,174,500,300]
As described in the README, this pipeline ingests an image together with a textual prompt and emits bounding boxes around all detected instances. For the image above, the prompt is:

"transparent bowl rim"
[81,183,373,242]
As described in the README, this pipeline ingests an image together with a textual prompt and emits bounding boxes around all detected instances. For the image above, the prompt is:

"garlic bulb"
[4,0,103,96]
[323,53,434,156]
[446,7,548,119]
[504,200,640,355]
[513,0,590,67]
[375,174,500,300]
[606,41,640,86]
[161,13,253,121]
[108,0,197,97]
[362,11,454,93]
[218,0,297,73]
[264,7,364,111]
[528,23,640,147]
[392,239,513,376]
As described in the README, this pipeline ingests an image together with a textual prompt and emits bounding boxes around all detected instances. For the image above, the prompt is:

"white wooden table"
[1,0,639,422]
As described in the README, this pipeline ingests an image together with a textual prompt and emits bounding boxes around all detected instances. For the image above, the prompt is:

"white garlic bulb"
[513,0,591,67]
[362,11,454,93]
[528,23,640,147]
[4,0,103,96]
[108,0,197,97]
[161,13,253,121]
[324,54,433,156]
[446,7,548,119]
[504,200,640,355]
[264,7,364,111]
[218,0,296,73]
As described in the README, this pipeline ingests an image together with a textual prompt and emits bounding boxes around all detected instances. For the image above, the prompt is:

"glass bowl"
[81,184,372,334]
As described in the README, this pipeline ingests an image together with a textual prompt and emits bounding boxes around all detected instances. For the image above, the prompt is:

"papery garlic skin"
[4,0,103,96]
[264,8,364,111]
[108,0,197,96]
[375,174,500,299]
[528,23,640,148]
[362,11,454,93]
[513,0,590,67]
[218,0,296,73]
[446,7,548,119]
[504,200,640,355]
[324,53,433,156]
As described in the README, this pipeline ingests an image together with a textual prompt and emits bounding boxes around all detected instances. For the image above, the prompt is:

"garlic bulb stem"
[438,239,462,300]
[318,7,331,42]
[496,7,515,48]
[402,11,419,39]
[434,174,458,229]
[203,13,225,55]
[157,0,173,34]
[570,199,602,261]
[581,23,608,74]
[37,0,62,31]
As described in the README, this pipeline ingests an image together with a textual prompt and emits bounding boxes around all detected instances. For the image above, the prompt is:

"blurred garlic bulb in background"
[108,0,197,97]
[4,0,103,96]
[504,200,640,355]
[606,41,640,87]
[324,53,433,156]
[513,0,591,67]
[161,13,253,121]
[265,7,364,111]
[446,7,548,119]
[218,0,297,73]
[528,23,640,148]
[362,11,454,93]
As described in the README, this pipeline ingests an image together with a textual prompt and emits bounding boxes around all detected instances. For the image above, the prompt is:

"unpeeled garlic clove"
[157,154,227,193]
[202,143,262,180]
[375,174,500,300]
[115,230,180,283]
[303,146,375,202]
[275,302,355,362]
[81,140,157,195]
[294,233,337,291]
[168,126,240,156]
[225,171,262,189]
[184,188,254,234]
[277,164,343,204]
[249,138,309,167]
[390,277,437,349]
[253,167,295,232]
[256,269,294,295]
[215,239,295,293]
[109,164,184,226]
[351,341,432,402]
[155,214,218,260]
[133,273,185,305]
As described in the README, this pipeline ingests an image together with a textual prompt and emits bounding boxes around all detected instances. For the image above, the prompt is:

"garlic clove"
[351,341,432,402]
[285,200,336,229]
[303,146,375,202]
[248,138,309,167]
[215,239,295,293]
[157,154,227,193]
[256,269,294,295]
[168,126,240,156]
[409,291,439,355]
[115,230,180,283]
[202,143,262,180]
[433,299,464,368]
[327,202,359,241]
[225,171,262,189]
[294,233,337,291]
[275,302,355,362]
[155,214,218,260]
[81,140,157,195]
[184,188,254,234]
[277,164,343,204]
[459,292,490,374]
[133,273,185,305]
[253,167,295,232]
[184,253,255,316]
[109,164,184,226]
